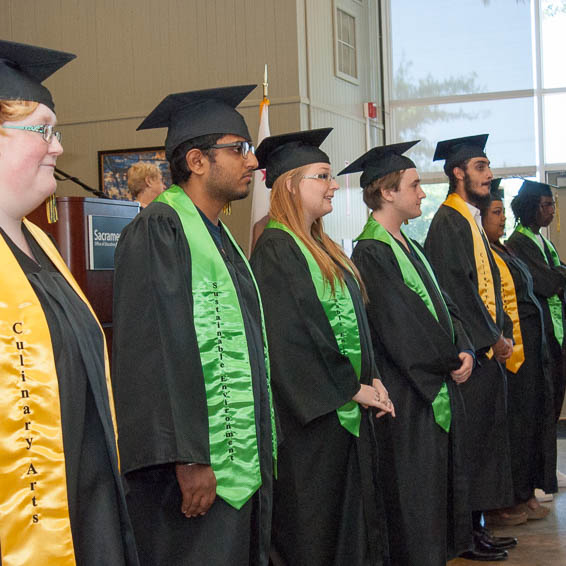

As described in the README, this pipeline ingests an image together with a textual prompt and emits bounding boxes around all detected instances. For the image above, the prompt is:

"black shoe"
[460,549,508,561]
[474,527,518,550]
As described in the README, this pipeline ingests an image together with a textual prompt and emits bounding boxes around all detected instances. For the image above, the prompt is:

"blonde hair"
[0,100,39,133]
[270,165,367,300]
[127,161,162,198]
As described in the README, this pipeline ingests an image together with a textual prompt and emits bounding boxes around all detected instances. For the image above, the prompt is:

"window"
[335,7,358,82]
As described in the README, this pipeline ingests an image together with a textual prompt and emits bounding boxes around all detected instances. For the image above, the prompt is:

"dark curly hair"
[510,192,540,227]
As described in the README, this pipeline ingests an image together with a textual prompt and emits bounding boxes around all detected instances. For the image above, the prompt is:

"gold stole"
[0,220,117,566]
[443,193,497,323]
[491,248,525,373]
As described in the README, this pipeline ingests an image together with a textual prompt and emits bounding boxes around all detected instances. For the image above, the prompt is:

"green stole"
[155,185,276,509]
[514,223,564,346]
[356,216,453,433]
[266,220,362,437]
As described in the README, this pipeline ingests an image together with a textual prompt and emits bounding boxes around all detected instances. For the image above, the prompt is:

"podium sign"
[87,215,132,270]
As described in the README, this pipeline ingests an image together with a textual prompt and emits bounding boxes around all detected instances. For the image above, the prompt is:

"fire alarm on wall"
[363,102,377,119]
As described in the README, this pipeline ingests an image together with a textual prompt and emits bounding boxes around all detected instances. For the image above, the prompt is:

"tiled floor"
[448,438,566,565]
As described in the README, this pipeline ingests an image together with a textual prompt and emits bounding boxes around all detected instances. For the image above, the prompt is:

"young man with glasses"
[507,180,566,425]
[112,85,276,566]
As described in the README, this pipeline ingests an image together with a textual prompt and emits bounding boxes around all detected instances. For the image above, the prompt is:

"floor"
[448,439,566,566]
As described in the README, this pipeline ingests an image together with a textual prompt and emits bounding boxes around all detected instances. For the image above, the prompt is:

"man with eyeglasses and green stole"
[507,180,566,424]
[112,85,276,566]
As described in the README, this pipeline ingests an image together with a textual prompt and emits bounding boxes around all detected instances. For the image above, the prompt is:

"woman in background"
[481,181,556,520]
[126,161,165,208]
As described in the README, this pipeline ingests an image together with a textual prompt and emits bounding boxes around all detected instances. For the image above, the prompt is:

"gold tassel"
[555,192,560,233]
[47,194,58,224]
[222,202,232,216]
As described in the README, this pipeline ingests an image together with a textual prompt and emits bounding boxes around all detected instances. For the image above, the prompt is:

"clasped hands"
[353,378,396,418]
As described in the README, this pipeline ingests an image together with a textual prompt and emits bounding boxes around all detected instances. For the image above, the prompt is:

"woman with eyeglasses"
[479,181,556,523]
[507,180,566,425]
[0,40,139,565]
[250,129,394,566]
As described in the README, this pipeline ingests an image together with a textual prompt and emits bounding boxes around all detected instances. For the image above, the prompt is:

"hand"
[492,335,513,362]
[450,352,473,384]
[175,463,216,518]
[373,378,396,418]
[351,382,394,419]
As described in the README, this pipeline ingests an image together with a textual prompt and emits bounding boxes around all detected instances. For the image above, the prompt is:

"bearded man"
[425,135,518,562]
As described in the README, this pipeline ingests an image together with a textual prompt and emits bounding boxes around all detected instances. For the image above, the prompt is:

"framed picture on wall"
[98,146,172,200]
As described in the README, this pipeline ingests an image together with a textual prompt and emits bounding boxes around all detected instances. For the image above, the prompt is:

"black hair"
[446,158,471,193]
[510,192,540,227]
[169,133,223,185]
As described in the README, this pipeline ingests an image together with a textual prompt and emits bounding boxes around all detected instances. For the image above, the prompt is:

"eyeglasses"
[209,141,255,158]
[2,124,62,143]
[302,173,336,184]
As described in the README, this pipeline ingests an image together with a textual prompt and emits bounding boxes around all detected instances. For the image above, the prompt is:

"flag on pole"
[248,66,271,255]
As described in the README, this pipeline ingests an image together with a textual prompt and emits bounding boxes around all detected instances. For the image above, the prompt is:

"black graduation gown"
[425,205,514,511]
[1,227,139,566]
[506,230,566,422]
[250,228,388,566]
[112,202,273,566]
[352,236,472,566]
[491,242,557,501]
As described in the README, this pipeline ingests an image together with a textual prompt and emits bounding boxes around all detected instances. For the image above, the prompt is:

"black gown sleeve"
[250,230,361,428]
[440,289,475,353]
[425,206,502,352]
[353,240,463,405]
[507,231,566,298]
[112,203,210,475]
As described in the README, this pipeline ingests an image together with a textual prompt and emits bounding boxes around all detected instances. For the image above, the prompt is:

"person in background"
[507,180,566,427]
[251,129,394,566]
[424,134,519,561]
[112,85,275,565]
[126,161,165,207]
[342,141,474,565]
[0,39,139,566]
[480,179,556,521]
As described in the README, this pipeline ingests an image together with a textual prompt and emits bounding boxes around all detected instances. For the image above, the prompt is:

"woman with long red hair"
[251,128,393,566]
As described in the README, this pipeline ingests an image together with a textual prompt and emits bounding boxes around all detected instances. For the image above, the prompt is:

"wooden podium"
[27,197,139,357]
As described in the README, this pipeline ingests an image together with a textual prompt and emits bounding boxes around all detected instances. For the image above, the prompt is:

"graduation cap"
[517,179,554,198]
[490,178,504,202]
[255,128,332,188]
[0,39,76,112]
[337,141,419,188]
[137,84,255,160]
[433,134,489,176]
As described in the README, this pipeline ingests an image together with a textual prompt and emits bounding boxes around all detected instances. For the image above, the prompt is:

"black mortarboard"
[517,179,554,198]
[137,84,255,160]
[0,40,76,112]
[337,141,419,188]
[490,178,504,201]
[433,134,489,176]
[255,128,332,188]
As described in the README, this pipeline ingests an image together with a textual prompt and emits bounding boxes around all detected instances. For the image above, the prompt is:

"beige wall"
[297,0,383,170]
[3,0,381,248]
[3,0,304,247]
